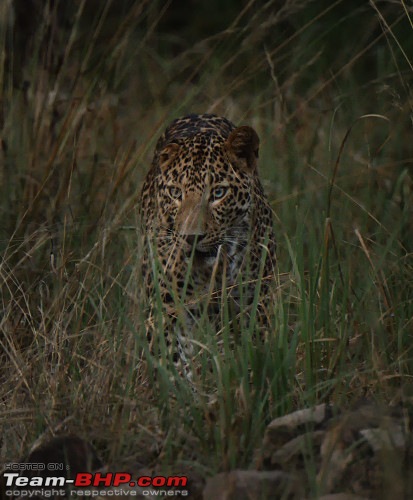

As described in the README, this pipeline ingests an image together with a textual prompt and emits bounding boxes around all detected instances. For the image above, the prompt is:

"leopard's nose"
[184,234,205,246]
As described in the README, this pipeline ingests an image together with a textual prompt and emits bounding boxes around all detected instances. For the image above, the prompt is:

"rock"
[26,435,103,475]
[257,401,413,498]
[203,469,303,499]
[259,404,333,469]
[0,435,103,499]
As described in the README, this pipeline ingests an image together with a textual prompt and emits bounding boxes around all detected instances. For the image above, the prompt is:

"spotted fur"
[139,114,276,378]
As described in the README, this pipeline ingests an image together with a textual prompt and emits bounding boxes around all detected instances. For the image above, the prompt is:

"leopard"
[139,113,276,381]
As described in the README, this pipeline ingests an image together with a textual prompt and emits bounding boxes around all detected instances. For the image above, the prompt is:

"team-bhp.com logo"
[3,472,189,496]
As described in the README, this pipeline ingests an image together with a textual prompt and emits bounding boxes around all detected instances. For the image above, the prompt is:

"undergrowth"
[1,0,412,488]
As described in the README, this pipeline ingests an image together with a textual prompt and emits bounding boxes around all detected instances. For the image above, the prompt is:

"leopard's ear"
[159,143,180,172]
[226,126,259,173]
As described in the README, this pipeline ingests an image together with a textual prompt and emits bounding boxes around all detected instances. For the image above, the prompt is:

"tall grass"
[1,0,412,487]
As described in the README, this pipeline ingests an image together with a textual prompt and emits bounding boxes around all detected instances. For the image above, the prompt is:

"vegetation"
[1,0,412,494]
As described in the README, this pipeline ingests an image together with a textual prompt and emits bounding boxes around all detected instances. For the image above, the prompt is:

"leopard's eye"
[168,186,182,200]
[211,186,228,201]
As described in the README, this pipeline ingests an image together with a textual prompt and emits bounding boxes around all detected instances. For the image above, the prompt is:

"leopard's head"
[154,126,260,262]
